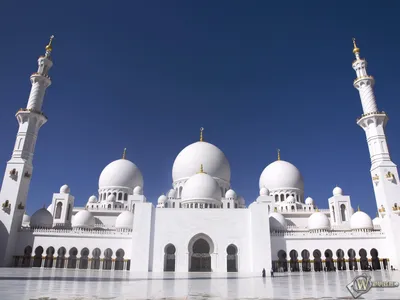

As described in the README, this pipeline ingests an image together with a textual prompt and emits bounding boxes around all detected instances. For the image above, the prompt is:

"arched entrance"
[164,244,176,272]
[188,235,213,272]
[226,244,238,272]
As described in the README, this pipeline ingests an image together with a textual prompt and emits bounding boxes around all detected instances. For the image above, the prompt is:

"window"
[55,202,62,219]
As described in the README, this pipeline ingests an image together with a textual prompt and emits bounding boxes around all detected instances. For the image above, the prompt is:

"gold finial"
[277,149,281,161]
[45,35,55,52]
[357,205,360,212]
[200,164,204,173]
[122,148,127,159]
[352,37,360,54]
[315,206,319,212]
[200,127,204,142]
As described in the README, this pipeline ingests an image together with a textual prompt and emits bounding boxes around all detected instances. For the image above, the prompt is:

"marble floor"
[0,268,399,300]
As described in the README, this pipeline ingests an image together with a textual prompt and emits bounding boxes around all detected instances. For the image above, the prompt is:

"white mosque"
[0,37,400,274]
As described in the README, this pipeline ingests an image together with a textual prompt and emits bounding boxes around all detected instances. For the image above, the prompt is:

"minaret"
[352,38,400,216]
[0,36,54,266]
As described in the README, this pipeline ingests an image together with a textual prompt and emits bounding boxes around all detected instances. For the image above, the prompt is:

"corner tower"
[0,36,54,266]
[352,38,400,215]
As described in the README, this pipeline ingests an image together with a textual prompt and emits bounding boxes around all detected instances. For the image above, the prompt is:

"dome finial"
[358,205,360,212]
[122,148,127,159]
[199,164,204,173]
[277,149,281,161]
[315,206,319,212]
[200,127,204,142]
[45,35,55,57]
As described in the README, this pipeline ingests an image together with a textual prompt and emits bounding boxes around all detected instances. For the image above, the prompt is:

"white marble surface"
[0,268,399,299]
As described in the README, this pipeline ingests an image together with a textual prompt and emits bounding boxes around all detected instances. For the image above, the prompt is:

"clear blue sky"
[1,1,399,218]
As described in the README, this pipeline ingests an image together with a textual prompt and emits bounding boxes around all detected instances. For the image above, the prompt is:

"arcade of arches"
[13,246,130,270]
[272,248,388,272]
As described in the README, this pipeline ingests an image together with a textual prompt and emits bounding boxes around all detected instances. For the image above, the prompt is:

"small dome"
[172,141,231,183]
[30,208,53,228]
[115,211,134,230]
[350,211,373,230]
[372,217,381,226]
[167,189,177,198]
[47,204,54,215]
[72,210,95,229]
[158,195,167,203]
[308,212,330,231]
[259,160,304,191]
[133,186,143,195]
[87,195,97,203]
[99,159,143,190]
[106,194,116,202]
[60,184,70,194]
[305,197,314,205]
[23,213,30,223]
[181,172,221,202]
[269,212,287,231]
[333,186,343,196]
[286,195,295,203]
[225,189,237,199]
[260,187,270,196]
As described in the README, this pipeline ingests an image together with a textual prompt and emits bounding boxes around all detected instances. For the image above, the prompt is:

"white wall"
[150,206,251,272]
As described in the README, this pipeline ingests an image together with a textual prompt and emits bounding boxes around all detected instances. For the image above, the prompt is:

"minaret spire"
[45,35,54,59]
[352,38,360,60]
[0,37,54,266]
[353,39,400,216]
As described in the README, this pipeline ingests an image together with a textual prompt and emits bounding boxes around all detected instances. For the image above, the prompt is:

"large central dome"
[172,141,231,183]
[99,159,143,190]
[259,160,304,190]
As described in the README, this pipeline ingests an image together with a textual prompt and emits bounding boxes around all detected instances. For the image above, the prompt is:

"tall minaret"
[0,36,54,266]
[352,38,400,216]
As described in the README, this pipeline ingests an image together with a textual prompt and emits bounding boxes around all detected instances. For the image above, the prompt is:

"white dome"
[333,186,343,196]
[60,184,70,194]
[105,194,116,202]
[133,186,143,195]
[172,141,231,183]
[47,204,54,215]
[308,212,330,231]
[30,208,53,228]
[286,195,295,203]
[167,189,177,198]
[158,195,167,203]
[305,197,314,205]
[72,210,95,229]
[181,172,221,201]
[225,189,237,199]
[259,160,304,190]
[350,211,373,230]
[99,159,143,190]
[260,187,270,196]
[115,211,134,230]
[23,213,30,223]
[88,195,97,203]
[269,212,287,231]
[372,217,381,226]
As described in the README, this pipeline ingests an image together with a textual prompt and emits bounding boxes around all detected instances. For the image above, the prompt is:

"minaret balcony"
[356,111,387,122]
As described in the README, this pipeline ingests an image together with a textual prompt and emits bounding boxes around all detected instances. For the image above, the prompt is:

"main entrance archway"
[188,234,214,272]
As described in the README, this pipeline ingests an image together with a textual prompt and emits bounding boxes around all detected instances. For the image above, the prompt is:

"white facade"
[0,38,400,274]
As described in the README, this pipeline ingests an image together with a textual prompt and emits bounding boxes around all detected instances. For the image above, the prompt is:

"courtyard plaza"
[0,268,399,300]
